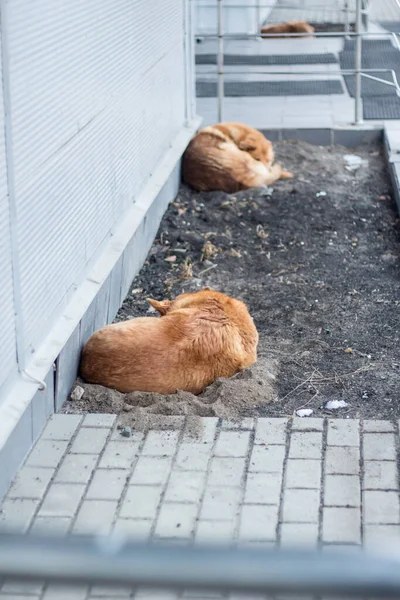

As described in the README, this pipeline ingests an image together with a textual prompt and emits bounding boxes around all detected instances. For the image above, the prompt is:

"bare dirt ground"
[68,140,400,421]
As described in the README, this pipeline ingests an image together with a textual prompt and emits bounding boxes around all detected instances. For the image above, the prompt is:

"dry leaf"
[201,240,218,261]
[229,248,242,258]
[344,347,353,354]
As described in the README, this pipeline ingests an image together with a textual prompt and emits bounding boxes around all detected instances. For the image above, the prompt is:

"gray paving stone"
[282,489,319,523]
[73,500,118,534]
[141,431,180,456]
[322,507,361,543]
[248,445,285,473]
[324,475,360,507]
[55,454,97,484]
[86,469,128,500]
[99,440,141,469]
[38,483,86,518]
[90,584,132,598]
[255,418,287,445]
[327,420,359,447]
[90,586,131,598]
[0,595,41,600]
[25,440,68,468]
[208,457,246,487]
[120,486,162,519]
[222,418,255,430]
[7,466,54,499]
[291,418,323,431]
[201,486,242,520]
[70,428,109,454]
[134,590,178,600]
[363,461,399,490]
[130,456,172,486]
[288,432,322,459]
[1,580,44,595]
[82,414,117,428]
[239,504,278,541]
[174,443,213,472]
[155,502,197,539]
[285,460,321,489]
[363,433,397,461]
[165,471,206,504]
[113,518,153,540]
[363,420,395,432]
[363,524,400,547]
[325,446,360,475]
[41,414,82,440]
[183,418,218,443]
[244,472,282,504]
[0,498,40,532]
[280,522,319,546]
[363,490,400,524]
[214,431,251,457]
[42,584,88,600]
[110,428,144,442]
[195,519,235,544]
[30,516,71,535]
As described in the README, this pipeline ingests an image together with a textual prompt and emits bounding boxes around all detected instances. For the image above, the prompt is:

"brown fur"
[80,288,259,395]
[260,21,315,38]
[182,122,293,193]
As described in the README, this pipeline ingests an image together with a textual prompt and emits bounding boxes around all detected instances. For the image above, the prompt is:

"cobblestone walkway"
[1,415,399,599]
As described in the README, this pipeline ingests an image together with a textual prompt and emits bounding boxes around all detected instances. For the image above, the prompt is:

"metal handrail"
[199,3,357,11]
[1,532,400,597]
[204,0,400,124]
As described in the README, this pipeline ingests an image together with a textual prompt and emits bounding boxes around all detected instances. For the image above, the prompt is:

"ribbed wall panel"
[0,29,18,390]
[7,0,184,187]
[12,20,186,356]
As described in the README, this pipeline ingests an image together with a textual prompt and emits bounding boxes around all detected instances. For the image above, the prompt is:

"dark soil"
[68,140,400,420]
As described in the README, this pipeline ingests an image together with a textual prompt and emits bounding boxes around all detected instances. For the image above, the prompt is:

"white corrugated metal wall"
[0,27,18,393]
[0,0,193,405]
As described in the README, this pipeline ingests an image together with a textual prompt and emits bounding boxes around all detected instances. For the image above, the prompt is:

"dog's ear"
[238,141,256,152]
[147,298,171,315]
[203,286,212,291]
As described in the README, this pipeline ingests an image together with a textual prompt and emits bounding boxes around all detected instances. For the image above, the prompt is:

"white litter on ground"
[343,154,368,172]
[296,408,314,417]
[325,399,349,410]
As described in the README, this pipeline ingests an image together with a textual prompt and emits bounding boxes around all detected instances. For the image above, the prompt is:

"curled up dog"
[80,288,259,395]
[182,122,293,193]
[260,21,315,38]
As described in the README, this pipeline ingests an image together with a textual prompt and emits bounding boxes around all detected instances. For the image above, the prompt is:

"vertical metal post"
[255,0,261,35]
[362,0,369,31]
[344,0,350,40]
[217,0,224,122]
[354,0,363,125]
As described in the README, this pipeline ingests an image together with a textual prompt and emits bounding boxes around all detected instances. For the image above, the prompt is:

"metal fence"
[2,531,400,597]
[197,0,400,125]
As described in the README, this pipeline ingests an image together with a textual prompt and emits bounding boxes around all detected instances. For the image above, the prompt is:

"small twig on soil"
[278,374,314,402]
[198,264,217,276]
[279,364,375,403]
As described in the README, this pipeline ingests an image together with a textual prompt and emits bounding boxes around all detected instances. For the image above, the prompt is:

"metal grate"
[196,53,338,66]
[196,79,344,97]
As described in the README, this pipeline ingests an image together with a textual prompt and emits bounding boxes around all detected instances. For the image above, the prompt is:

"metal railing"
[198,0,400,125]
[2,532,400,597]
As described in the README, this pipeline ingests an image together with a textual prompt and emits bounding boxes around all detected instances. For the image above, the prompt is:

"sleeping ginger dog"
[260,21,315,38]
[182,122,293,193]
[80,288,258,395]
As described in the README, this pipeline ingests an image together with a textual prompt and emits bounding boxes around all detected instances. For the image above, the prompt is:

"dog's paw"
[280,170,294,179]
